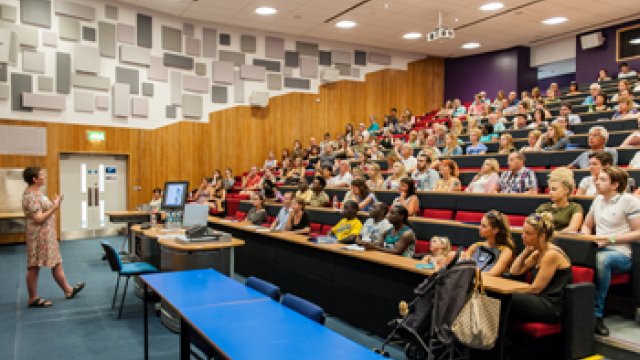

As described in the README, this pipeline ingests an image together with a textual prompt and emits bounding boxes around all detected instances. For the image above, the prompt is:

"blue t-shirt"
[466,143,488,155]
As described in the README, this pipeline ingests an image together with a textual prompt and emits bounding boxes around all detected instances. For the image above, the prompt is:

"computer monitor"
[161,181,189,210]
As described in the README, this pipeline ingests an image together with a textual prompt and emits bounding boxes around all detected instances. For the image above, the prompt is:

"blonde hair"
[526,212,555,242]
[445,133,459,153]
[369,163,384,183]
[499,134,514,154]
[469,128,482,138]
[544,123,566,146]
[451,118,463,137]
[391,161,407,179]
[430,236,452,256]
[482,158,500,174]
[548,166,575,195]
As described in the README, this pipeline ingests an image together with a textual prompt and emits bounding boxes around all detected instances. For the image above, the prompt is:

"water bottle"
[333,195,339,210]
[150,212,157,226]
[588,104,594,113]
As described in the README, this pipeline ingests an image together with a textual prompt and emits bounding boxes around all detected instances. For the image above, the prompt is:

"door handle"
[94,187,100,207]
[88,186,93,207]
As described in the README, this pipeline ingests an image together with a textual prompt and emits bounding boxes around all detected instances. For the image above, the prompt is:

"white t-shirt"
[328,172,353,187]
[402,156,417,172]
[588,193,640,257]
[578,176,597,196]
[629,151,640,169]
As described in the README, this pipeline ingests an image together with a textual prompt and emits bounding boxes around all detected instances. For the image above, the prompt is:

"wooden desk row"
[0,212,26,245]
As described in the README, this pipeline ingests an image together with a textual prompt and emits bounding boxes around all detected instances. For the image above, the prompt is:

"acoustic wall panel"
[131,97,148,117]
[59,17,80,41]
[352,68,361,78]
[95,95,109,110]
[105,5,118,20]
[253,59,280,72]
[161,26,182,52]
[74,91,94,112]
[0,29,17,64]
[148,56,168,82]
[82,26,96,42]
[234,70,243,103]
[22,51,45,74]
[166,105,176,118]
[0,5,17,22]
[219,51,245,67]
[56,52,71,93]
[202,28,217,58]
[300,56,318,78]
[319,51,331,66]
[219,33,230,46]
[136,13,152,48]
[170,71,181,105]
[73,45,100,73]
[42,31,57,47]
[332,50,350,64]
[369,52,391,65]
[142,82,153,97]
[0,63,7,81]
[283,66,293,76]
[112,83,130,117]
[240,35,256,53]
[117,23,135,44]
[296,41,318,57]
[267,73,281,90]
[240,65,265,81]
[0,84,8,99]
[55,1,95,21]
[183,23,194,37]
[20,0,51,28]
[212,61,233,84]
[11,73,32,111]
[22,93,66,111]
[15,25,38,48]
[211,86,227,103]
[119,44,150,66]
[265,36,284,60]
[183,74,208,93]
[72,73,110,91]
[182,94,202,118]
[38,76,53,91]
[185,37,201,56]
[335,63,351,76]
[355,50,367,66]
[284,77,310,90]
[195,63,206,76]
[98,22,116,58]
[284,51,299,67]
[163,53,193,70]
[115,67,139,94]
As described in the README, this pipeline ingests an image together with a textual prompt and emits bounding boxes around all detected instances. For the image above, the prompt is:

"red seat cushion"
[454,211,484,224]
[505,214,527,227]
[320,224,331,235]
[515,322,562,338]
[415,240,430,254]
[422,209,454,220]
[610,273,631,285]
[310,223,323,234]
[571,266,594,284]
[236,211,247,221]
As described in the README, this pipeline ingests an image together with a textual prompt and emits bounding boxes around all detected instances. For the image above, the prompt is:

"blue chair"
[101,241,158,319]
[246,276,281,300]
[281,293,326,325]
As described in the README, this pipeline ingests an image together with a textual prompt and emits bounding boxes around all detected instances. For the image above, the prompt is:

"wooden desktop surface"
[130,224,244,251]
[0,212,25,220]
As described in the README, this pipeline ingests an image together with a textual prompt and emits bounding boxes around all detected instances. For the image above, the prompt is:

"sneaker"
[595,317,609,336]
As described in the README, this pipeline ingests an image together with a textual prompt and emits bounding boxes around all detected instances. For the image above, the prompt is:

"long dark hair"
[350,179,370,198]
[484,209,515,251]
[400,177,416,197]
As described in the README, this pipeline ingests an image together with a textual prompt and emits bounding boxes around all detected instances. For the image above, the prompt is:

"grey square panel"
[170,71,181,105]
[163,53,194,70]
[0,63,7,82]
[300,56,318,78]
[0,5,17,22]
[296,41,318,57]
[335,63,351,76]
[21,0,51,28]
[182,94,202,118]
[183,23,194,37]
[120,44,150,66]
[115,66,139,94]
[195,62,206,76]
[38,76,53,91]
[142,82,153,96]
[136,13,152,48]
[95,95,109,110]
[219,33,230,46]
[283,66,293,76]
[56,52,71,94]
[0,84,9,99]
[0,29,17,64]
[148,56,168,82]
[112,83,130,117]
[240,35,256,53]
[74,45,100,73]
[15,26,39,48]
[219,51,245,67]
[202,28,217,58]
[131,97,148,117]
[253,59,280,72]
[234,70,243,103]
[284,77,310,90]
[11,73,32,111]
[42,31,57,47]
[185,37,201,56]
[267,73,281,91]
[74,91,94,113]
[105,5,118,20]
[352,68,361,78]
[240,65,265,81]
[22,51,45,74]
[161,26,182,52]
[319,51,331,66]
[22,93,65,110]
[55,1,94,21]
[212,61,233,84]
[265,36,284,60]
[117,23,135,44]
[183,74,208,93]
[82,26,96,42]
[369,52,391,65]
[284,51,299,67]
[59,17,80,41]
[211,86,227,103]
[332,50,350,64]
[98,21,116,58]
[166,105,176,118]
[355,50,367,66]
[72,73,110,91]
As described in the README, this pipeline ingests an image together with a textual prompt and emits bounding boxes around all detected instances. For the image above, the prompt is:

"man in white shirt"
[328,161,353,188]
[400,144,417,173]
[357,202,392,243]
[617,62,637,79]
[580,166,640,336]
[271,192,293,231]
[412,155,440,191]
[559,102,582,125]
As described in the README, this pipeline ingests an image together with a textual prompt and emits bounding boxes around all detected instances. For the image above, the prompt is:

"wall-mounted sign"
[87,131,105,142]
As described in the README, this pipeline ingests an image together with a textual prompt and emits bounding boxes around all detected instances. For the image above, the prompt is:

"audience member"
[240,167,263,195]
[327,161,353,187]
[362,205,416,258]
[149,187,162,211]
[520,130,543,152]
[420,236,456,270]
[527,108,548,129]
[452,98,466,117]
[612,96,639,120]
[568,126,618,169]
[498,133,515,154]
[499,152,538,194]
[594,93,610,112]
[392,178,420,216]
[263,151,277,169]
[384,161,407,190]
[487,113,506,133]
[434,159,461,192]
[480,124,497,143]
[535,167,584,232]
[559,102,581,125]
[329,200,363,243]
[567,81,580,95]
[582,83,601,105]
[223,168,236,191]
[412,154,440,191]
[367,115,380,134]
[284,197,310,234]
[441,133,463,156]
[576,152,614,196]
[597,68,611,82]
[364,163,384,190]
[246,193,267,225]
[511,115,528,130]
[617,62,637,79]
[295,180,313,203]
[308,177,330,207]
[357,202,392,243]
[611,80,631,103]
[536,123,570,151]
[466,158,500,193]
[270,192,293,231]
[400,144,417,173]
[466,129,488,155]
[344,179,377,212]
[465,210,515,276]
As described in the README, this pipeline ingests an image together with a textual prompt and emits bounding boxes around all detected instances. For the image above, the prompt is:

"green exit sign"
[87,131,105,142]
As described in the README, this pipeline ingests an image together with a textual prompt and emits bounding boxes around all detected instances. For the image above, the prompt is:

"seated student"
[535,123,570,151]
[362,205,416,258]
[283,157,306,185]
[567,81,581,95]
[594,93,610,112]
[240,167,263,195]
[511,115,528,130]
[366,163,385,190]
[559,102,582,125]
[441,133,463,156]
[610,79,631,103]
[582,83,602,105]
[357,202,392,244]
[597,68,611,82]
[520,130,543,152]
[498,133,515,154]
[194,177,213,205]
[535,167,584,232]
[246,193,268,225]
[149,187,162,211]
[466,129,488,155]
[260,168,280,201]
[612,96,639,120]
[294,180,313,204]
[508,212,573,323]
[328,161,353,188]
[499,152,538,194]
[284,197,310,234]
[329,200,363,243]
[464,210,515,276]
[384,161,407,191]
[420,236,456,270]
[488,113,506,133]
[263,151,277,169]
[580,167,640,336]
[308,177,330,207]
[554,116,574,136]
[480,124,498,143]
[434,159,462,192]
[223,168,236,191]
[392,178,420,216]
[343,179,377,212]
[270,192,292,231]
[576,152,613,196]
[466,158,500,193]
[527,108,548,129]
[567,126,618,169]
[412,154,440,191]
[617,62,637,79]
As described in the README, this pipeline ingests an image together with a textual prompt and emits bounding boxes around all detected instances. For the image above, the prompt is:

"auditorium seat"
[454,211,484,224]
[235,211,247,221]
[610,273,631,285]
[505,214,527,227]
[320,224,332,235]
[415,240,430,255]
[310,222,323,236]
[422,208,454,220]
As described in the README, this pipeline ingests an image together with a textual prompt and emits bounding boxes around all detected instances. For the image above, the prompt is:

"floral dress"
[22,190,62,267]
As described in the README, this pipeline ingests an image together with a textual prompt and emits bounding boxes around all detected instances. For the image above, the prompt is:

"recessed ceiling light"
[335,20,357,29]
[542,16,567,25]
[255,6,277,16]
[479,2,504,11]
[403,32,422,40]
[630,38,640,45]
[462,42,481,49]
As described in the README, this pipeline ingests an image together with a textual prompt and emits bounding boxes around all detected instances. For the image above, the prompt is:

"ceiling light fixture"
[403,32,422,40]
[335,20,357,29]
[255,6,277,16]
[462,42,480,49]
[542,16,567,25]
[479,2,504,11]
[630,38,640,45]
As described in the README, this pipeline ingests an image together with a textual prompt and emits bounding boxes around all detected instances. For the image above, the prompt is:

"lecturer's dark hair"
[23,167,41,185]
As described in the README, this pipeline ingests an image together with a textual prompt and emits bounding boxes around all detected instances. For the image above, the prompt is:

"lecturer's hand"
[53,194,64,208]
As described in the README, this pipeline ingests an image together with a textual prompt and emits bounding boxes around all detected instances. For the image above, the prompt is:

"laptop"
[182,204,209,228]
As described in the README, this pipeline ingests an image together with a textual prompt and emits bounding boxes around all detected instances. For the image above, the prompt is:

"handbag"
[451,269,501,350]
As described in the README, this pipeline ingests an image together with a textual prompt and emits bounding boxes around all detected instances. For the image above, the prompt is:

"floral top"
[22,190,62,267]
